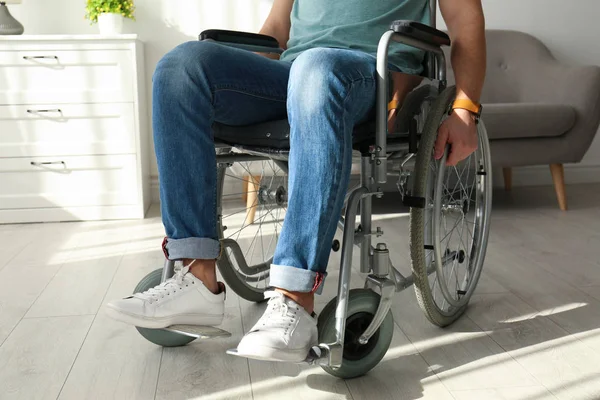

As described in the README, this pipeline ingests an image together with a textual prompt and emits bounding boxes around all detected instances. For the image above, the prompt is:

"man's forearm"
[451,25,486,102]
[256,0,293,59]
[441,0,486,103]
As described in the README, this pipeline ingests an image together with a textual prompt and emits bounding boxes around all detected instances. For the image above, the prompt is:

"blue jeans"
[153,41,378,293]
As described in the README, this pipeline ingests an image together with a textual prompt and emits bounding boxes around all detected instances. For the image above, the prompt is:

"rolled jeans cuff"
[162,237,220,260]
[270,264,327,295]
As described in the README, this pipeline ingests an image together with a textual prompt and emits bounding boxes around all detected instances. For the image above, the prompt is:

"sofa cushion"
[483,103,576,140]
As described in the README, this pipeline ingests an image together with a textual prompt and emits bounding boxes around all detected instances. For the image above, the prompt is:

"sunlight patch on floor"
[502,302,588,323]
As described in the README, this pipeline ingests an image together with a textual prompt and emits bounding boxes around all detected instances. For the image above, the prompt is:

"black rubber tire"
[133,269,196,347]
[318,289,394,379]
[409,85,469,327]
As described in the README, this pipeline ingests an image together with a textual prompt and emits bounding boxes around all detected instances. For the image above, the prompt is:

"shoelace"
[258,291,298,334]
[133,265,195,304]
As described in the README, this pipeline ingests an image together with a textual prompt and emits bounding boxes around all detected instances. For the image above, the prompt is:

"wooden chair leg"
[502,167,512,191]
[549,164,568,211]
[242,176,249,203]
[244,175,261,225]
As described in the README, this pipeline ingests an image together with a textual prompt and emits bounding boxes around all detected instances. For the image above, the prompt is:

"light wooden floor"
[1,183,600,400]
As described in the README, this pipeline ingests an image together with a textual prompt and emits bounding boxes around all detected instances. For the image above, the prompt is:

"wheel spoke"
[432,140,484,311]
[448,214,467,299]
[259,209,265,268]
[244,208,262,259]
[224,172,254,184]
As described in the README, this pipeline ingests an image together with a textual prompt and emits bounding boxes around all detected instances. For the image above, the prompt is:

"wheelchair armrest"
[199,29,284,54]
[391,21,451,47]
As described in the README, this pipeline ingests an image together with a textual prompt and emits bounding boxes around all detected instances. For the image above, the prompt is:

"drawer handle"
[23,55,59,60]
[31,161,66,166]
[30,161,70,174]
[27,109,63,114]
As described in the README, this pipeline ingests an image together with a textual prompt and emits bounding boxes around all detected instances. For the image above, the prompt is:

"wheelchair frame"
[217,0,449,368]
[306,25,451,367]
[156,0,488,371]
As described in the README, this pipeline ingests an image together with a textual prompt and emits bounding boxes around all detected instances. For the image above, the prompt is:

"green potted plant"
[85,0,135,35]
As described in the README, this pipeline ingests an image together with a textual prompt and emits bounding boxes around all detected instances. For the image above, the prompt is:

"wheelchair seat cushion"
[213,119,291,149]
[483,103,576,140]
[213,119,377,150]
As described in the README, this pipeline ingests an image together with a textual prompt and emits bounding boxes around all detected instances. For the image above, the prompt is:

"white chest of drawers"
[0,35,150,223]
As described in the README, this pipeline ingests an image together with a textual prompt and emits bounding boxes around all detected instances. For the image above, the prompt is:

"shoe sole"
[105,305,223,329]
[235,344,313,363]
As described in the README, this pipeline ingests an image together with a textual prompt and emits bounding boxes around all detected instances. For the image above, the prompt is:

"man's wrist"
[452,97,482,123]
[452,108,478,124]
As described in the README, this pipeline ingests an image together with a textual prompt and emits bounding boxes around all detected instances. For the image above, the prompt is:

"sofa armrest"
[522,62,600,160]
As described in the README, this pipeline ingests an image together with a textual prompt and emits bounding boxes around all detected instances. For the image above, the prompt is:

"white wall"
[11,0,600,190]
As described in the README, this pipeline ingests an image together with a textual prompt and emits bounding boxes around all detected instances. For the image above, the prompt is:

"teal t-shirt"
[280,0,430,74]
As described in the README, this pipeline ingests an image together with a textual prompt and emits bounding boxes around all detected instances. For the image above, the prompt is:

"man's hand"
[255,52,281,60]
[387,108,399,133]
[434,108,478,166]
[387,72,423,134]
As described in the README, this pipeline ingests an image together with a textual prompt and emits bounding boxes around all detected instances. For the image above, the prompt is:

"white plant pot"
[97,13,124,35]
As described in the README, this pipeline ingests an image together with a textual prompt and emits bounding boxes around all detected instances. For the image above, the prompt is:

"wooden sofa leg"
[502,168,512,191]
[244,175,261,225]
[549,164,568,211]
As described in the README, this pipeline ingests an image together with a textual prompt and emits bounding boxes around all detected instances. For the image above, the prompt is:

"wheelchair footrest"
[163,324,232,339]
[403,195,426,209]
[226,345,331,366]
[304,345,329,365]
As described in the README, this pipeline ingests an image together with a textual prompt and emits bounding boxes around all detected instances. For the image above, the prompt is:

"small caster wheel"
[317,289,394,379]
[332,240,341,252]
[133,269,195,347]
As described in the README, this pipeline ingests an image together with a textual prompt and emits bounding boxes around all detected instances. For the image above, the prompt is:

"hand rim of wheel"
[409,84,493,326]
[432,121,493,308]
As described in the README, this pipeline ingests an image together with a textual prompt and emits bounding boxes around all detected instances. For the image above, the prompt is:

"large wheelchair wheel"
[216,154,288,302]
[318,289,394,379]
[409,86,492,327]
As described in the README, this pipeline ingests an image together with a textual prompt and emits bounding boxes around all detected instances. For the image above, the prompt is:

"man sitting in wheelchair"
[106,0,485,363]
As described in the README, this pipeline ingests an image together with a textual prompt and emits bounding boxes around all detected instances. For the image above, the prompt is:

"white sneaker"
[236,291,318,362]
[105,265,225,329]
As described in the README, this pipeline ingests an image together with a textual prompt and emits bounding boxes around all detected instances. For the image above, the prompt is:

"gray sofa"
[445,30,600,210]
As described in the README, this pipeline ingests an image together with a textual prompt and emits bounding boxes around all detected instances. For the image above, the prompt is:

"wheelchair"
[131,1,492,379]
